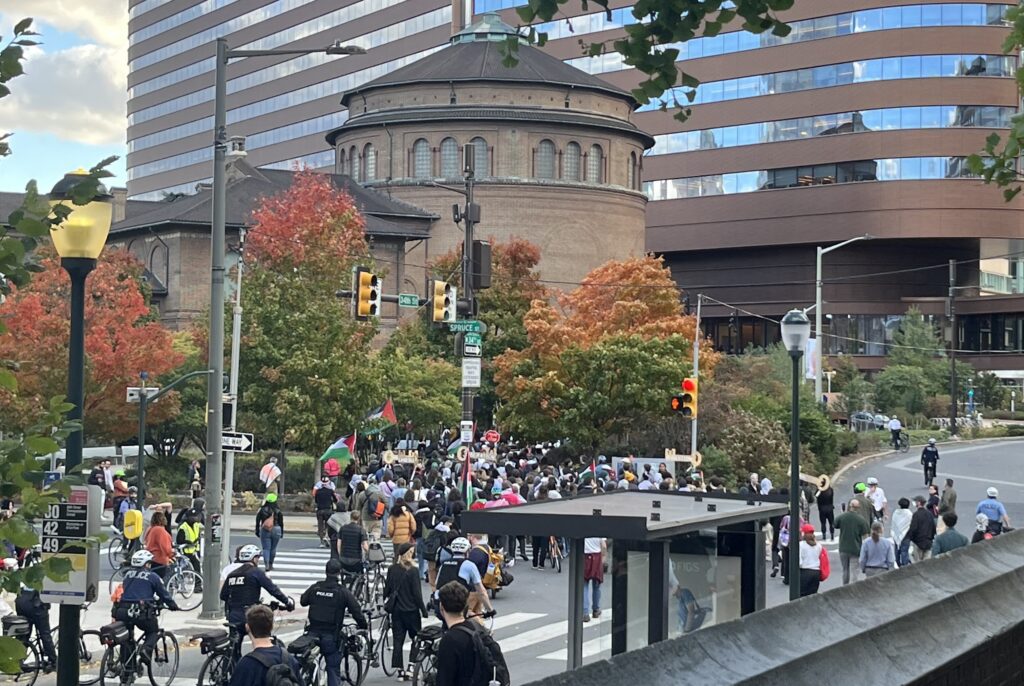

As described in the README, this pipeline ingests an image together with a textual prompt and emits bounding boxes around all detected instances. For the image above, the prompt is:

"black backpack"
[423,529,444,561]
[454,623,510,686]
[250,647,301,686]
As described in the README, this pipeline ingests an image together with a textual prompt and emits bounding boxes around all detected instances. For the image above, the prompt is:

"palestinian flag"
[580,459,597,482]
[460,448,477,507]
[447,438,463,455]
[365,398,398,425]
[320,433,356,467]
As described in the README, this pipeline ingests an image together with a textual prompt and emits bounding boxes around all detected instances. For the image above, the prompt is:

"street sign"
[484,429,500,443]
[449,320,482,334]
[460,421,474,445]
[463,343,482,357]
[41,485,101,605]
[222,431,254,453]
[398,293,419,308]
[461,357,482,388]
[464,332,482,347]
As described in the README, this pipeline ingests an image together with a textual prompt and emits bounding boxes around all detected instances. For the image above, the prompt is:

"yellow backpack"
[122,509,144,540]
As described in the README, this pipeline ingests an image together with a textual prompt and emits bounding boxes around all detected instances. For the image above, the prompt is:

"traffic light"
[678,377,698,418]
[354,267,382,320]
[431,280,457,323]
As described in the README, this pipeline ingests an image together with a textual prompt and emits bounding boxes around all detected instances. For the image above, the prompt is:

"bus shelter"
[461,490,786,672]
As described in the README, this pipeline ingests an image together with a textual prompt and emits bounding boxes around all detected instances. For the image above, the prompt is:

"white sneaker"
[507,559,515,568]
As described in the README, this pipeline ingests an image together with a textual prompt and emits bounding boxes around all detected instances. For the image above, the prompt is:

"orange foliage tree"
[0,248,183,442]
[493,255,719,449]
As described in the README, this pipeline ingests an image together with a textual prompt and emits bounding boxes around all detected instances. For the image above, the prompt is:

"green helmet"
[265,492,278,503]
[854,482,867,493]
[114,469,126,477]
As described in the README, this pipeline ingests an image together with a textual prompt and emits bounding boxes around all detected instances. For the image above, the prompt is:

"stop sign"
[484,430,500,444]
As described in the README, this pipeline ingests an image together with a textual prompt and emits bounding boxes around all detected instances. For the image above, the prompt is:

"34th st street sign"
[222,431,254,453]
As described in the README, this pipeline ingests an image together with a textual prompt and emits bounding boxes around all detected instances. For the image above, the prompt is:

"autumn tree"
[237,171,382,459]
[0,248,183,442]
[379,347,460,434]
[493,255,717,449]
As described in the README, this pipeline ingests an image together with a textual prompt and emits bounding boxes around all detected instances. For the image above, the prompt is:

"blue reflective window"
[921,5,942,25]
[942,4,962,24]
[902,55,922,78]
[881,7,902,29]
[901,5,922,26]
[962,4,985,24]
[855,8,882,31]
[882,57,902,79]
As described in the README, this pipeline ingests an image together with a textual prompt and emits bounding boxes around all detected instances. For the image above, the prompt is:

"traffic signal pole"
[461,147,477,429]
[690,295,702,456]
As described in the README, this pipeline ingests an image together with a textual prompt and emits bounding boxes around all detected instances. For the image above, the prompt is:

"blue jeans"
[261,526,282,567]
[583,579,601,615]
[310,630,341,686]
[415,538,428,579]
[897,538,912,567]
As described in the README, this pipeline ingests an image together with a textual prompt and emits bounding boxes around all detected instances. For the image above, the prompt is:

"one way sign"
[222,431,254,453]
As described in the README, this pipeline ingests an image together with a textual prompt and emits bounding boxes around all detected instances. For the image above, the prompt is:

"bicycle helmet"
[449,537,471,554]
[131,550,154,567]
[114,468,126,477]
[238,544,262,562]
[928,438,936,445]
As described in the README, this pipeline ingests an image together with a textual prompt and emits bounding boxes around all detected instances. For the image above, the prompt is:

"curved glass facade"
[638,54,1014,110]
[650,105,1015,155]
[260,150,335,170]
[131,0,243,45]
[643,156,978,200]
[564,4,1010,75]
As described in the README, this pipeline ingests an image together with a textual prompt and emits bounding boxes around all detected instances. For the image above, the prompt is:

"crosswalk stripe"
[537,632,612,660]
[499,613,611,653]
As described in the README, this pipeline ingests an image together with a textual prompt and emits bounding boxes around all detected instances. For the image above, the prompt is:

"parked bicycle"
[107,536,141,570]
[898,430,910,454]
[98,606,179,686]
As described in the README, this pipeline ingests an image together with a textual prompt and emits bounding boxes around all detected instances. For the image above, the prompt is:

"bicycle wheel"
[0,639,39,686]
[108,538,124,569]
[197,652,231,686]
[167,570,203,611]
[411,653,437,686]
[312,651,328,686]
[342,639,365,686]
[107,566,126,596]
[900,436,910,454]
[378,620,395,677]
[77,629,105,685]
[146,631,179,686]
[98,645,124,686]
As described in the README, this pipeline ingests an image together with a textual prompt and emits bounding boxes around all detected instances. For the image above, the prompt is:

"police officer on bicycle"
[921,438,940,487]
[113,550,180,662]
[299,559,367,686]
[219,544,294,662]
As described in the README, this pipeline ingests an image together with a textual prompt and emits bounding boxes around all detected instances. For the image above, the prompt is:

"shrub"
[835,430,859,456]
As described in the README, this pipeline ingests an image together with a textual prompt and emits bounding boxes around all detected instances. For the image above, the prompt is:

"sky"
[0,1,128,193]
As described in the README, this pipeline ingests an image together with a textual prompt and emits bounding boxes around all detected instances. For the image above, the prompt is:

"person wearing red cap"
[798,523,825,597]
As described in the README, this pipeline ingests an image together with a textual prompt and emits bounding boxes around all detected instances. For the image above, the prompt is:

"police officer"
[15,587,56,670]
[175,508,203,577]
[219,544,294,662]
[921,438,940,487]
[299,559,367,686]
[113,550,180,662]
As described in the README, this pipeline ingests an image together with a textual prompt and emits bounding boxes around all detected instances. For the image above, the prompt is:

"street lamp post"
[815,235,872,403]
[48,169,113,686]
[781,308,811,603]
[202,38,366,618]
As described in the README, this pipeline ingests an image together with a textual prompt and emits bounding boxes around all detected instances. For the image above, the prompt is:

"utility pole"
[948,259,958,436]
[221,228,245,570]
[201,37,229,619]
[690,295,702,457]
[460,144,478,429]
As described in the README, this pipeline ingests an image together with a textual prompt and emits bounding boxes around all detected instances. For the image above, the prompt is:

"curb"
[830,435,1024,486]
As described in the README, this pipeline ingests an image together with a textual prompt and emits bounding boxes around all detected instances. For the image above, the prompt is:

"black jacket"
[384,563,428,616]
[300,577,366,632]
[906,507,936,549]
[255,504,284,536]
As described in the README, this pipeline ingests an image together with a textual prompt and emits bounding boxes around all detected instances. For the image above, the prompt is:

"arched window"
[348,145,358,179]
[363,143,375,181]
[470,137,488,177]
[564,142,581,181]
[536,139,556,179]
[338,148,346,174]
[587,144,604,183]
[412,138,431,178]
[440,137,459,177]
[627,151,637,189]
[150,244,168,286]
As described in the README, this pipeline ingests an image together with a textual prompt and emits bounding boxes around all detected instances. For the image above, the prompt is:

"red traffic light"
[681,378,697,392]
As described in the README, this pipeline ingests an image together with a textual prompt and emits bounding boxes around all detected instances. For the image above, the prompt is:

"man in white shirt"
[866,477,887,523]
[582,537,606,622]
[887,415,903,450]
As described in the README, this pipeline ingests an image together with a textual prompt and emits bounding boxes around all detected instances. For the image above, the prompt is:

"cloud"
[0,43,127,147]
[1,1,126,49]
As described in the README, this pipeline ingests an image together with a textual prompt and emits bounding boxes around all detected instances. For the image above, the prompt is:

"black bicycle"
[359,605,394,678]
[409,612,494,686]
[0,608,103,686]
[194,600,289,686]
[98,608,179,686]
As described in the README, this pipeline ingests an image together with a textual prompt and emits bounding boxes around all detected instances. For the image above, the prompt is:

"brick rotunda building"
[326,13,655,293]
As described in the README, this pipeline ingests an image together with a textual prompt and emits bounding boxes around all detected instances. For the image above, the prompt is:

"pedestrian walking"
[906,495,936,562]
[939,479,957,517]
[387,499,417,548]
[859,521,895,578]
[314,475,339,548]
[866,477,887,523]
[256,493,284,571]
[383,542,428,678]
[852,483,873,528]
[835,499,870,585]
[259,456,281,494]
[931,513,969,555]
[890,497,913,567]
[816,484,835,541]
[779,511,804,586]
[582,537,605,622]
[797,524,825,597]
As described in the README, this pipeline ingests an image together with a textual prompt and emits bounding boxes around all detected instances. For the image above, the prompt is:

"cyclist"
[337,510,369,587]
[298,559,367,686]
[15,586,56,672]
[111,469,130,525]
[220,544,294,663]
[113,550,180,663]
[434,582,507,686]
[920,439,940,487]
[977,487,1012,535]
[433,537,493,625]
[887,415,903,450]
[175,507,203,578]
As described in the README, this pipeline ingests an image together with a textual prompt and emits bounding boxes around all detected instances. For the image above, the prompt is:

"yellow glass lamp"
[48,169,113,259]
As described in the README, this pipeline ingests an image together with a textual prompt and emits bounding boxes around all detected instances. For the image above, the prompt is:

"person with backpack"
[425,517,453,591]
[362,478,385,539]
[228,604,301,686]
[414,499,437,582]
[220,544,295,663]
[433,538,493,623]
[256,493,284,571]
[435,582,509,686]
[314,475,339,548]
[299,559,367,686]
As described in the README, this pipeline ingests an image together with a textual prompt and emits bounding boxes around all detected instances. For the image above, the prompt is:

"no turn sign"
[483,429,500,444]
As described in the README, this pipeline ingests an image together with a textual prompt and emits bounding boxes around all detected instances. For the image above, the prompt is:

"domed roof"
[340,13,634,108]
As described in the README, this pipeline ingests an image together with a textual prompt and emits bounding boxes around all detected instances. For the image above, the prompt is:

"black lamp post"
[49,169,113,686]
[780,308,810,602]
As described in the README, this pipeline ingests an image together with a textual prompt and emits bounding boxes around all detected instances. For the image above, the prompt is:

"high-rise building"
[126,0,456,199]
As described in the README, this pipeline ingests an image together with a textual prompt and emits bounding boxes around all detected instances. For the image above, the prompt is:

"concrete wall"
[527,529,1024,686]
